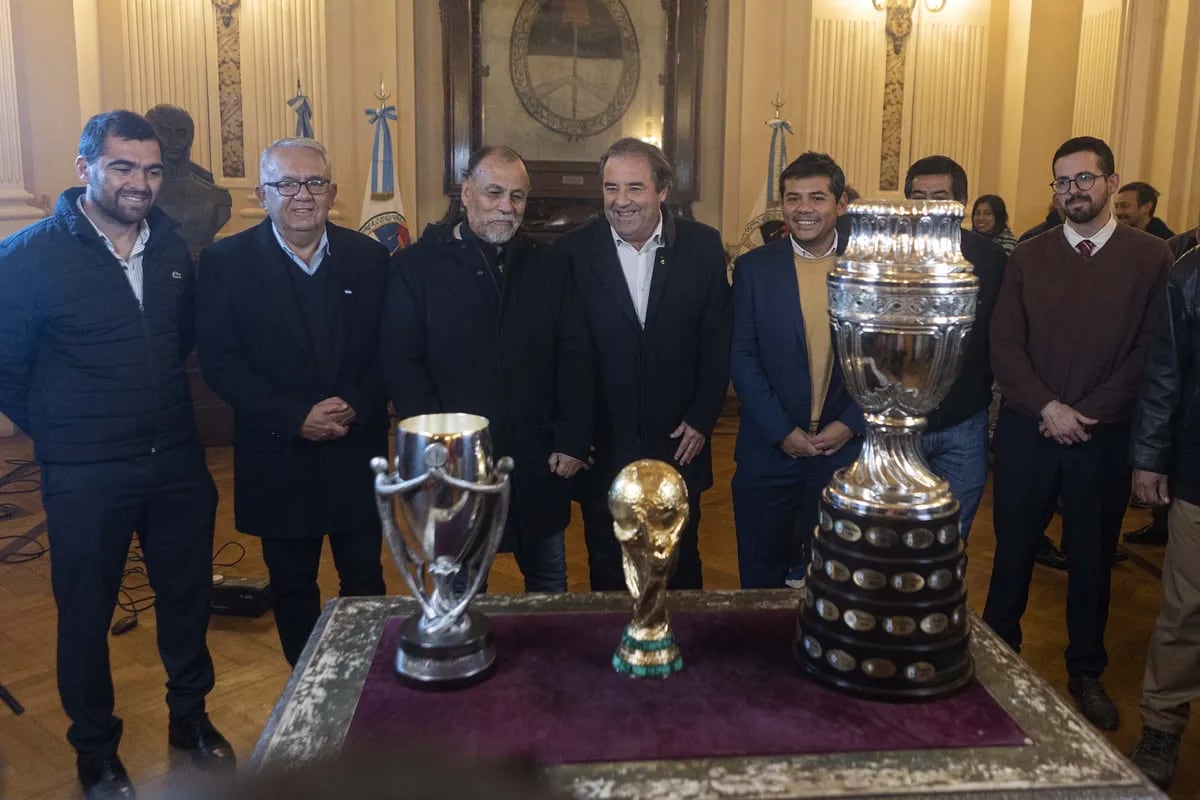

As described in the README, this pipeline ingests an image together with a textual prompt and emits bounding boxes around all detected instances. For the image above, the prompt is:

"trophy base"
[394,610,497,690]
[796,494,973,701]
[613,626,683,678]
[794,635,975,702]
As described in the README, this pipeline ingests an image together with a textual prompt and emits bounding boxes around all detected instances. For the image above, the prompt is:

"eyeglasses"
[263,179,331,197]
[1050,172,1110,194]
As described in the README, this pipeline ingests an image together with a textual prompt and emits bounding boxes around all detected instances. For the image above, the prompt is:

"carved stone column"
[0,0,44,240]
[0,0,40,436]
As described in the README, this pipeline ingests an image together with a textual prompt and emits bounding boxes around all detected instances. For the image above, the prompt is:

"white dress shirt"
[272,224,331,276]
[77,196,150,306]
[1063,212,1117,255]
[612,216,665,327]
[791,230,839,260]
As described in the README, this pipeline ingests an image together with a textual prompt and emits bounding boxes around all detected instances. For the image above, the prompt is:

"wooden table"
[250,590,1163,799]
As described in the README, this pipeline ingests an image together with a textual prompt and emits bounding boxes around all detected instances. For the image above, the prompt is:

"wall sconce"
[871,0,947,11]
[639,118,662,149]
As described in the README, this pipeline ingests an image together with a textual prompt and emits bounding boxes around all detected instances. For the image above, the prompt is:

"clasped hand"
[1039,400,1097,445]
[299,397,355,441]
[781,421,852,458]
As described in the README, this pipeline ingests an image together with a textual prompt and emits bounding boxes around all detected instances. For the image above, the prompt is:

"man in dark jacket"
[555,138,732,591]
[0,110,232,799]
[381,145,592,591]
[197,138,388,666]
[905,155,1006,543]
[1114,181,1175,240]
[1127,248,1200,790]
[730,152,862,589]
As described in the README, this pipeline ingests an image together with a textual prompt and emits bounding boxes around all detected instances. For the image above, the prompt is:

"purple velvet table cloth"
[344,608,1025,764]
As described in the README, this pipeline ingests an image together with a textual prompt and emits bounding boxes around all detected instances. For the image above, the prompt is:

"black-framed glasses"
[1050,172,1110,194]
[263,178,331,197]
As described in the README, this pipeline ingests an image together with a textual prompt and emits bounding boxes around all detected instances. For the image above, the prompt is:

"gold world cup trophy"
[609,460,689,678]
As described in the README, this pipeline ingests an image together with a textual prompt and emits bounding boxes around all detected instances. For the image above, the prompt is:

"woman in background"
[972,194,1019,254]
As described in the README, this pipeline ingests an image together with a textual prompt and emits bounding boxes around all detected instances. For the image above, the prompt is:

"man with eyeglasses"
[985,135,1172,731]
[196,137,389,666]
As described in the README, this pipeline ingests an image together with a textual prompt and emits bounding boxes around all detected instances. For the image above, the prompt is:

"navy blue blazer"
[731,234,864,477]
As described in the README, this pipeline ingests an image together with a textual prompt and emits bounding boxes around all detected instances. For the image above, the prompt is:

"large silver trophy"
[796,200,977,700]
[372,413,513,688]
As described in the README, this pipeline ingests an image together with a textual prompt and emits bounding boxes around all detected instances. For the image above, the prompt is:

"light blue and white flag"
[359,90,411,255]
[731,102,793,272]
[287,78,314,139]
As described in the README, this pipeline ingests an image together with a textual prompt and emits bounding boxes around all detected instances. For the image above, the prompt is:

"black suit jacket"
[381,221,592,539]
[554,209,732,492]
[926,228,1007,431]
[196,219,390,538]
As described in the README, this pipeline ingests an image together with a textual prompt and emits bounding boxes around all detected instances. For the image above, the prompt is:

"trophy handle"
[371,457,515,636]
[372,464,444,622]
[421,458,513,636]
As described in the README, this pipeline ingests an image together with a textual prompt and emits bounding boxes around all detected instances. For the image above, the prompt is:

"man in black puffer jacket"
[0,110,232,800]
[382,145,592,593]
[1127,245,1200,791]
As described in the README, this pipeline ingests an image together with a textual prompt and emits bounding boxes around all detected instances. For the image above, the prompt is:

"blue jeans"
[454,530,567,594]
[922,409,989,541]
[512,530,568,593]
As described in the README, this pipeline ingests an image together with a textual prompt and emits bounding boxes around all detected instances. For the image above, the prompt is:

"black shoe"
[77,753,137,800]
[1067,675,1119,730]
[1130,725,1180,789]
[1034,540,1068,570]
[1124,523,1168,546]
[168,712,236,770]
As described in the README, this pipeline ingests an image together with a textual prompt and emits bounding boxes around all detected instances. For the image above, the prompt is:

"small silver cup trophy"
[372,413,513,688]
[796,200,977,700]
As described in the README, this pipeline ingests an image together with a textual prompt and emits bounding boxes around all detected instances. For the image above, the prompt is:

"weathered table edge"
[249,590,1163,799]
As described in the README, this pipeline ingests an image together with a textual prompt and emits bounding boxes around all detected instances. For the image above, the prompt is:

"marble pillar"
[0,0,45,241]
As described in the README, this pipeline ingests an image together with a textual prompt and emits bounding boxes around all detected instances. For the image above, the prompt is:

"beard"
[1063,191,1108,225]
[475,216,518,245]
[92,187,155,226]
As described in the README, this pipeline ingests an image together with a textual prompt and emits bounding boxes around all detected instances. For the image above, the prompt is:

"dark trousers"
[41,445,217,757]
[260,523,385,665]
[732,467,828,589]
[982,410,1131,677]
[581,484,703,591]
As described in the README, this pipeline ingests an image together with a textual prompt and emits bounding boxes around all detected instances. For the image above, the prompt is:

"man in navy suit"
[555,138,731,590]
[197,138,388,666]
[730,152,863,589]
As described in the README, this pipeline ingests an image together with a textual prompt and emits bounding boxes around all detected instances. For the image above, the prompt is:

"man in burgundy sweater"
[984,136,1171,731]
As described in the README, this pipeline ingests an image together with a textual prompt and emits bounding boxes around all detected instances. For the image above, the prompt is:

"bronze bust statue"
[145,104,233,259]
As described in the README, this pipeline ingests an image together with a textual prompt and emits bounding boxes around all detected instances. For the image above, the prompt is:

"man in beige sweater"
[730,152,863,589]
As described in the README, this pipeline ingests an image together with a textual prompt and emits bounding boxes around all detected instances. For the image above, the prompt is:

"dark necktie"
[1075,239,1094,258]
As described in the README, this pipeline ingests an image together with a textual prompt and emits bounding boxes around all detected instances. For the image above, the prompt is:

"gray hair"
[259,137,331,181]
[462,145,526,182]
[599,137,674,193]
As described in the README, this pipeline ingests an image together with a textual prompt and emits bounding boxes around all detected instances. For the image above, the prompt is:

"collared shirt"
[1063,213,1117,256]
[272,223,330,276]
[612,215,665,327]
[792,230,839,260]
[77,196,150,305]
